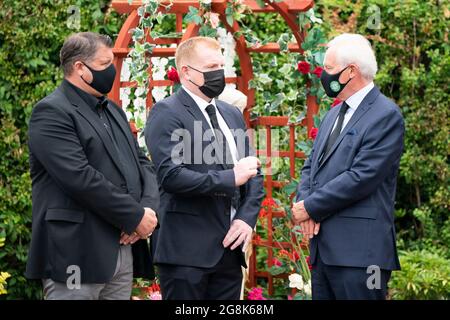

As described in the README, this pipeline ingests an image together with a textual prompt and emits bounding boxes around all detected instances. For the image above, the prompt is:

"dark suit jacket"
[296,86,404,271]
[25,80,160,283]
[145,88,264,269]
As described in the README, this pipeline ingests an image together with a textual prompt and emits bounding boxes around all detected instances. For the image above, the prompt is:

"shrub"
[390,250,450,300]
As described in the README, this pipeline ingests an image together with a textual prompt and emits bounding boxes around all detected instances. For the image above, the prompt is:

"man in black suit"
[25,32,159,300]
[145,37,264,300]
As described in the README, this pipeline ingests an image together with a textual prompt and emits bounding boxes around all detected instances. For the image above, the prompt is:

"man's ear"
[180,65,189,80]
[349,63,358,78]
[73,61,85,77]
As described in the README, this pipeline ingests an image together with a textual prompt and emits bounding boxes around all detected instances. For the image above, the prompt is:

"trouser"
[158,248,243,300]
[42,245,133,300]
[312,250,391,300]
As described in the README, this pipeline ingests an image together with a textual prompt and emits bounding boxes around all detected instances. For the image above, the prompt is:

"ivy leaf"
[258,73,273,85]
[225,4,234,26]
[277,33,290,53]
[276,79,285,90]
[314,115,321,128]
[279,63,293,76]
[312,50,325,66]
[269,265,286,276]
[298,141,312,156]
[199,25,217,38]
[184,6,202,25]
[282,179,299,196]
[295,111,306,124]
[141,17,153,28]
[145,1,159,14]
[248,79,257,89]
[286,89,298,101]
[132,28,145,41]
[270,93,285,110]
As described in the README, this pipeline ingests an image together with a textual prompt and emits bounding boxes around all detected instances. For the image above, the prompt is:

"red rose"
[272,258,283,267]
[261,197,278,208]
[292,251,300,261]
[312,66,323,78]
[309,127,318,140]
[167,67,180,83]
[331,98,342,108]
[297,61,310,74]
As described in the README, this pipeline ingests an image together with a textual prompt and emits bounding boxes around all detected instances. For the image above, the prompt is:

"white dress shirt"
[182,85,239,220]
[332,82,375,133]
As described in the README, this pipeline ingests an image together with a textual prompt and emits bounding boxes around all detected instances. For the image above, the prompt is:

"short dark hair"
[59,32,113,76]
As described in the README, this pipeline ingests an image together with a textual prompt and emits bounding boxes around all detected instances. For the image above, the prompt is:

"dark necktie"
[205,104,240,209]
[205,104,235,169]
[320,101,350,164]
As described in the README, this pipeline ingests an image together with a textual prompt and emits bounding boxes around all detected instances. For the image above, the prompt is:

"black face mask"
[187,65,226,99]
[81,62,116,95]
[320,66,352,98]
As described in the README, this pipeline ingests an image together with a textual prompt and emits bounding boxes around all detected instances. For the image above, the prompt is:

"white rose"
[288,273,304,290]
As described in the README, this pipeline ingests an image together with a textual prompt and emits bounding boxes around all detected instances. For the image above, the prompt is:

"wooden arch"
[109,0,318,297]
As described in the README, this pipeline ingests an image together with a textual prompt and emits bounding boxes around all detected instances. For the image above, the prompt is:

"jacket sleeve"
[145,102,236,197]
[304,108,404,222]
[28,102,144,234]
[233,108,265,229]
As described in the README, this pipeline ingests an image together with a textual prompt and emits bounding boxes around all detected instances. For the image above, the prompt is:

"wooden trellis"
[109,0,318,297]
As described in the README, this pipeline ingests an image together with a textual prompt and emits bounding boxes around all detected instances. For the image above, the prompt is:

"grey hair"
[59,32,113,76]
[325,33,378,80]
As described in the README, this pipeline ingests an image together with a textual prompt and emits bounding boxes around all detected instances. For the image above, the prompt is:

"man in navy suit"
[293,34,404,300]
[145,37,264,300]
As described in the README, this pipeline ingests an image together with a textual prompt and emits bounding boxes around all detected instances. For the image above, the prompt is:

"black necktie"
[205,104,235,169]
[320,101,350,163]
[205,104,240,209]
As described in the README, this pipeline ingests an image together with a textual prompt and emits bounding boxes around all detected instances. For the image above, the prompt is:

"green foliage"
[0,0,125,299]
[390,249,450,300]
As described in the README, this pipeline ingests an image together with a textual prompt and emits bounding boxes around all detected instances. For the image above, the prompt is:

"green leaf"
[270,93,285,109]
[184,6,202,25]
[225,5,234,26]
[282,179,299,196]
[268,265,286,276]
[199,25,217,38]
[258,73,273,85]
[277,33,290,53]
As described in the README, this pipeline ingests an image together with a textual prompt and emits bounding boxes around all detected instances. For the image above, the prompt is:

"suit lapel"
[315,86,381,172]
[176,89,228,169]
[60,81,128,179]
[313,105,340,167]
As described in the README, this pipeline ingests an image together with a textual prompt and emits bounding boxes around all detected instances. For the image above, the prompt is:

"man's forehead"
[195,45,223,59]
[93,45,113,60]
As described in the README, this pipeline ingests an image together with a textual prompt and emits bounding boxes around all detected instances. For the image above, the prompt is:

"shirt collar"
[345,81,374,111]
[182,85,216,111]
[64,79,106,112]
